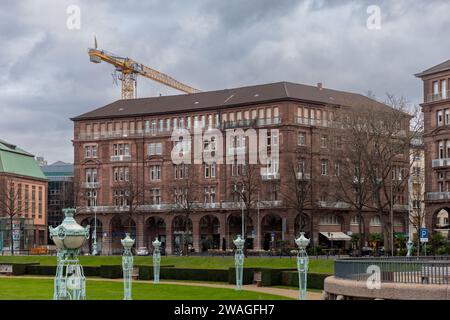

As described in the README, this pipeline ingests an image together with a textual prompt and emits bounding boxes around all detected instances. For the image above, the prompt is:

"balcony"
[296,117,343,128]
[317,201,351,209]
[261,172,280,180]
[77,201,282,214]
[110,155,131,162]
[393,204,410,211]
[427,192,450,201]
[296,172,310,180]
[432,158,450,168]
[426,91,450,103]
[82,182,100,189]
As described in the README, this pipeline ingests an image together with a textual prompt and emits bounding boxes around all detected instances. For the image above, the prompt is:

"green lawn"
[0,278,291,300]
[0,255,334,273]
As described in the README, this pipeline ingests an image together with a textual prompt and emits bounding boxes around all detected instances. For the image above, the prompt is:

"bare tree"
[328,121,373,256]
[170,164,201,255]
[114,166,146,233]
[282,151,312,238]
[337,94,421,255]
[231,163,261,247]
[0,176,24,255]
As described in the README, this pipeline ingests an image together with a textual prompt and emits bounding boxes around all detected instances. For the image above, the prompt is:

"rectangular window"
[38,187,42,216]
[31,186,36,216]
[204,163,210,178]
[25,186,29,214]
[151,188,161,205]
[194,116,198,128]
[271,131,279,146]
[433,81,439,95]
[92,145,97,158]
[321,160,328,176]
[298,133,306,146]
[438,110,444,126]
[150,165,161,181]
[443,80,447,99]
[446,110,450,125]
[148,143,162,156]
[321,135,328,148]
[85,146,91,158]
[17,184,22,212]
[166,118,171,131]
[187,116,191,129]
[299,159,305,173]
[334,162,340,176]
[159,119,164,132]
[211,163,216,178]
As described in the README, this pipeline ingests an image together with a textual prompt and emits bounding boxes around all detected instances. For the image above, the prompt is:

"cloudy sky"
[1,0,449,163]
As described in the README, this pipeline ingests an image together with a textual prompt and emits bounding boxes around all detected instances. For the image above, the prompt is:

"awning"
[319,232,352,241]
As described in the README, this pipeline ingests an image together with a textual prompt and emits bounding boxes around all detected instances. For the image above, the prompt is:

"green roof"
[0,140,46,180]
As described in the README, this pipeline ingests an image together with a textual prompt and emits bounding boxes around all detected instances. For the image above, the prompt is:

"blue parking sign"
[420,228,428,243]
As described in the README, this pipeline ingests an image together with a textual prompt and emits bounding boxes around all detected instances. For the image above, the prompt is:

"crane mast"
[88,45,200,99]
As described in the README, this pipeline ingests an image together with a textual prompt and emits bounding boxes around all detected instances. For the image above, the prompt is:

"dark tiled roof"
[415,59,450,78]
[72,81,393,121]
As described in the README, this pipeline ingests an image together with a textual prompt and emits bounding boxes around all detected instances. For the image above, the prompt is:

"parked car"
[136,247,149,256]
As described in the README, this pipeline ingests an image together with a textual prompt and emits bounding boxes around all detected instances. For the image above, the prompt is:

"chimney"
[317,82,323,90]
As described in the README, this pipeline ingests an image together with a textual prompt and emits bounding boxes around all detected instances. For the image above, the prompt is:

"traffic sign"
[420,228,428,243]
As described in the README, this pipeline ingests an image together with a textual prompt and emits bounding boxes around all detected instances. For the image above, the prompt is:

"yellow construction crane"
[88,38,200,99]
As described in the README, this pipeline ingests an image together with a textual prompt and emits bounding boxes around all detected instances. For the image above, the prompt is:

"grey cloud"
[0,0,449,163]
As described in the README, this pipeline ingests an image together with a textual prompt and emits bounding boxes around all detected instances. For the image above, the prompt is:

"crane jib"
[88,47,200,97]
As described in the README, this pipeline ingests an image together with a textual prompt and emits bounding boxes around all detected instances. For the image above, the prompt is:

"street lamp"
[295,232,310,300]
[241,185,245,242]
[92,208,98,256]
[121,233,135,300]
[257,193,260,251]
[49,208,90,300]
[233,235,245,291]
[152,237,161,284]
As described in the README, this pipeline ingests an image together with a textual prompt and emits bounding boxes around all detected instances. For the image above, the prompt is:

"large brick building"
[416,60,450,237]
[0,139,48,252]
[72,81,409,255]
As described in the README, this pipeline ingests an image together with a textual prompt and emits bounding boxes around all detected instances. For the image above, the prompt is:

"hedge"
[26,265,56,275]
[228,268,259,285]
[281,271,331,290]
[259,268,297,286]
[0,263,39,276]
[99,265,122,279]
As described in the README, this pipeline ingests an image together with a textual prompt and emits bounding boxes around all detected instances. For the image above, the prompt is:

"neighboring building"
[408,132,425,239]
[40,161,74,242]
[416,60,450,238]
[0,139,48,252]
[72,81,410,255]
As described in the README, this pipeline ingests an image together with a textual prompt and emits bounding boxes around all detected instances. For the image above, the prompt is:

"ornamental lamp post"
[233,235,245,291]
[152,238,161,284]
[92,208,98,256]
[295,232,310,300]
[406,239,414,257]
[121,233,135,300]
[49,208,90,300]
